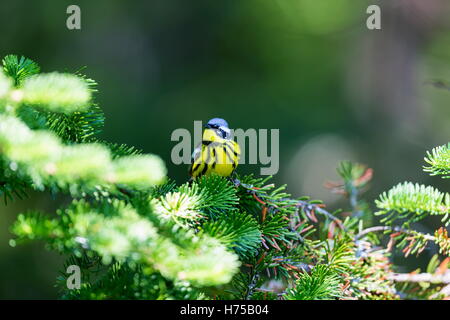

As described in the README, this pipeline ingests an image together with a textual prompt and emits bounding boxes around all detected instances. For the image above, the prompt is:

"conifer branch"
[375,182,450,227]
[355,226,435,241]
[388,271,450,284]
[424,143,450,178]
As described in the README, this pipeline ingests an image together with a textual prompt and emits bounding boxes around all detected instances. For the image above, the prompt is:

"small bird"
[189,118,241,179]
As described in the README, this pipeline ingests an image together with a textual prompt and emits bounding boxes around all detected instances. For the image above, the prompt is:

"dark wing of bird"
[188,141,202,177]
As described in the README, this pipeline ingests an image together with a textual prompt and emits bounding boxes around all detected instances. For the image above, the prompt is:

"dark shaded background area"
[0,0,450,298]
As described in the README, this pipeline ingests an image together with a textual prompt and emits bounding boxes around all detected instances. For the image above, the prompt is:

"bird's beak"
[204,123,211,129]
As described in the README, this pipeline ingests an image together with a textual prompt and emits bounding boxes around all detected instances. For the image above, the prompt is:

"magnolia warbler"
[189,118,241,179]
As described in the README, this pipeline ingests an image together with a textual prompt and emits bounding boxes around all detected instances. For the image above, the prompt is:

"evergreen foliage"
[1,54,449,300]
[372,143,450,299]
[424,143,450,178]
[376,182,450,226]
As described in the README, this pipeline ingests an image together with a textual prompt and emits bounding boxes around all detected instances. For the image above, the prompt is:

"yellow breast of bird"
[206,140,239,176]
[190,139,240,178]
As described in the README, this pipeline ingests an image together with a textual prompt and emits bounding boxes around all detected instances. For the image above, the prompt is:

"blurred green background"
[1,0,450,298]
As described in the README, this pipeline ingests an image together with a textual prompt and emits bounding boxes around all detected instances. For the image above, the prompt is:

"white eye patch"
[220,126,230,135]
[219,126,231,138]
